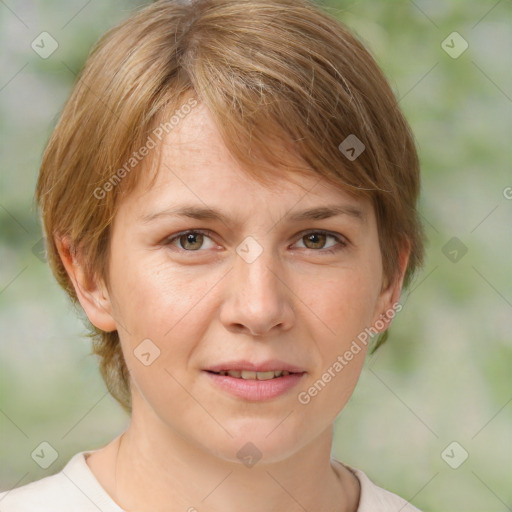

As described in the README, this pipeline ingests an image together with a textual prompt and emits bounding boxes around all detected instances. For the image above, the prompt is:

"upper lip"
[205,359,306,373]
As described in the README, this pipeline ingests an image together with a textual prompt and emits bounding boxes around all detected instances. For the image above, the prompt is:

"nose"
[219,244,295,337]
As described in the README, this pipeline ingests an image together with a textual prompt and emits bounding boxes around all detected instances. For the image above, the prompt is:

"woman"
[0,0,425,510]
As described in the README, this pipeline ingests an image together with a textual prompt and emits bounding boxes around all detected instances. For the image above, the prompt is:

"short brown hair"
[35,0,426,414]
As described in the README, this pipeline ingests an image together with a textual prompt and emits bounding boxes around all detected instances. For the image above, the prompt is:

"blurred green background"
[0,1,511,510]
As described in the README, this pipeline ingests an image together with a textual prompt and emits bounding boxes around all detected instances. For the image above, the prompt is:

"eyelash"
[163,229,348,255]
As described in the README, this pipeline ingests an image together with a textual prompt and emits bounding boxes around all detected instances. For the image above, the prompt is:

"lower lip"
[203,371,306,401]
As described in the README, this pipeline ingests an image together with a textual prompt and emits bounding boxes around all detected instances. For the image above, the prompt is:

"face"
[74,102,404,464]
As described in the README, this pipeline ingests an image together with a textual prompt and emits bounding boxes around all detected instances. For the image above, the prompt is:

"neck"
[87,388,360,512]
[89,396,360,512]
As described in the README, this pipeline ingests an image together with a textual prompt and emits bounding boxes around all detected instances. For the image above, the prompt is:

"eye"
[163,229,348,254]
[165,230,217,251]
[294,230,347,253]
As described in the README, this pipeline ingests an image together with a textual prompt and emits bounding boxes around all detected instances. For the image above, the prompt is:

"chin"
[203,418,306,466]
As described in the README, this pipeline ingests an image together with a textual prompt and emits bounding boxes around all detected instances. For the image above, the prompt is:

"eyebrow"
[140,204,366,226]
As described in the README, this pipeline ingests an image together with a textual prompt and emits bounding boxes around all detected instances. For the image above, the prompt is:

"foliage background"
[1,1,511,510]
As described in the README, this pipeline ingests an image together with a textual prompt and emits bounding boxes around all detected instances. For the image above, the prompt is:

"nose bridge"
[234,236,282,303]
[222,236,293,335]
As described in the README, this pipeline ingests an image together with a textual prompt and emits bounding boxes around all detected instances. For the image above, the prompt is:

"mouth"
[203,367,307,401]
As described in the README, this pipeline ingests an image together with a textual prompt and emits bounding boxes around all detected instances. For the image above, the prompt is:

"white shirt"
[0,451,422,511]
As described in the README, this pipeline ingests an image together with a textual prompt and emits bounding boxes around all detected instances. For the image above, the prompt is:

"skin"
[57,102,409,512]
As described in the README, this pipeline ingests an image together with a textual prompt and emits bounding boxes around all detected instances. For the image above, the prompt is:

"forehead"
[127,102,373,224]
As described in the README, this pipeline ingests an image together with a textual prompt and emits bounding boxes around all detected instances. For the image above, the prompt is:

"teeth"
[216,370,291,379]
[244,370,275,380]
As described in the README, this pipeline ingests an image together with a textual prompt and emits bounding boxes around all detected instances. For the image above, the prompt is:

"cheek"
[296,339,367,425]
[291,270,377,409]
[299,268,381,343]
[109,251,203,333]
[109,252,222,383]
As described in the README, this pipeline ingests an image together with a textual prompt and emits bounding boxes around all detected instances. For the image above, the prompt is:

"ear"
[55,235,117,332]
[371,239,411,333]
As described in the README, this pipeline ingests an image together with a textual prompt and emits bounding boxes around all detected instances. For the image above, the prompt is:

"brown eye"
[294,231,347,253]
[302,232,328,249]
[164,229,218,253]
[178,232,204,250]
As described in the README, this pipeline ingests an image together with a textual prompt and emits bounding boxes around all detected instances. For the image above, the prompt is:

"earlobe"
[55,235,117,332]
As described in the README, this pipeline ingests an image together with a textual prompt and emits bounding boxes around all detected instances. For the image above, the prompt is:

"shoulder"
[346,465,423,512]
[0,451,123,512]
[0,470,71,512]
